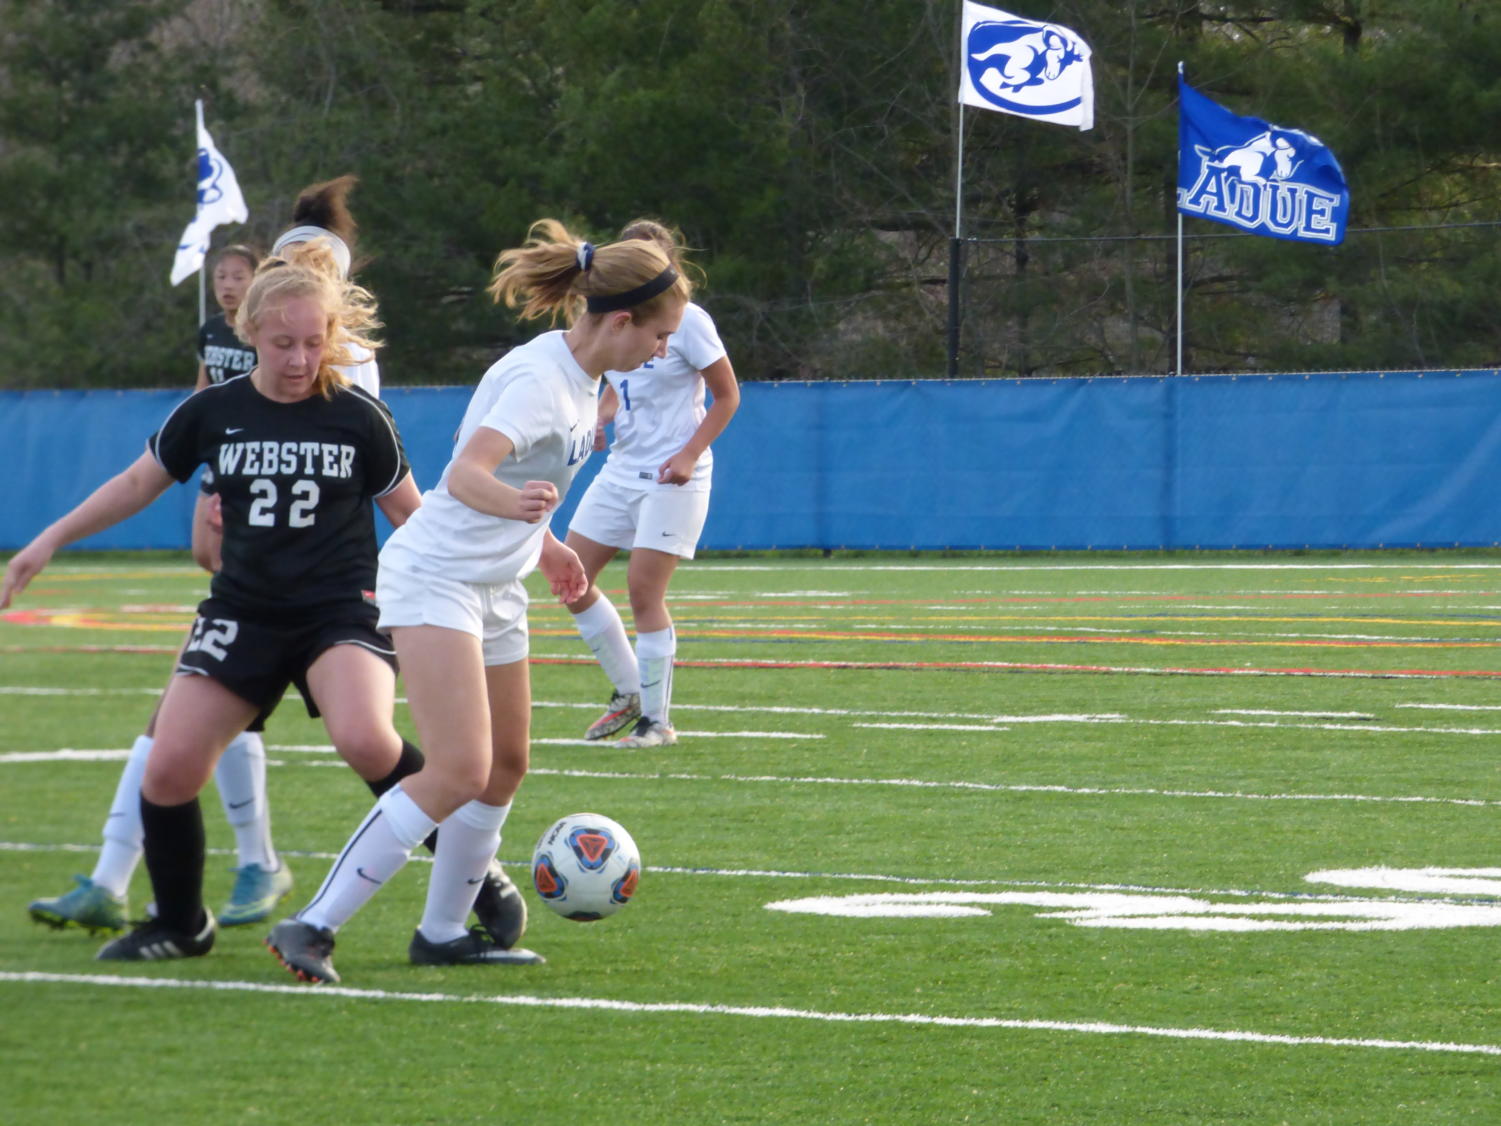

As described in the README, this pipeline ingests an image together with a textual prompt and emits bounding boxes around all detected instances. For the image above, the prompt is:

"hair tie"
[576,242,595,272]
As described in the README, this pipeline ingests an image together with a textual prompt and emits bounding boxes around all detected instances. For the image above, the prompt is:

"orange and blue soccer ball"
[532,812,641,921]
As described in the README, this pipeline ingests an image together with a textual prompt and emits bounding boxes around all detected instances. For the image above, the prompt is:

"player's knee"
[490,738,530,784]
[426,757,491,807]
[329,724,401,780]
[141,747,211,805]
[627,589,667,624]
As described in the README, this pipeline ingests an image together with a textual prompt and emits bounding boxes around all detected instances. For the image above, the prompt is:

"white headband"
[271,225,352,278]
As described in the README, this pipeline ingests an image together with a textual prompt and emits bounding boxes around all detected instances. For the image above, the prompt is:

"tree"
[0,0,229,388]
[4,0,1501,387]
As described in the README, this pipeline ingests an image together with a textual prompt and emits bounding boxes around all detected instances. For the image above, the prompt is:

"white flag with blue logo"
[170,101,248,285]
[1176,76,1349,245]
[957,1,1093,131]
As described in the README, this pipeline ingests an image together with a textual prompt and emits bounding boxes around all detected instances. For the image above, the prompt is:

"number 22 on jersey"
[246,479,320,527]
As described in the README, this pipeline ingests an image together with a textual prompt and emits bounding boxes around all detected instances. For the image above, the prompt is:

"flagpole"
[1174,62,1184,378]
[948,104,966,379]
[947,0,966,380]
[194,100,207,327]
[1175,213,1183,378]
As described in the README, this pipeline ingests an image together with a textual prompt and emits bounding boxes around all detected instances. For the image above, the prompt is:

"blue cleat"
[220,863,294,927]
[29,875,127,935]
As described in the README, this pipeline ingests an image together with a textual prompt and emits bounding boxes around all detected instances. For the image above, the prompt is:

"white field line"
[0,686,162,696]
[521,766,1501,810]
[1397,703,1501,712]
[1214,709,1375,719]
[0,971,1494,1057]
[530,731,825,746]
[844,724,1012,733]
[0,750,132,763]
[689,562,1501,572]
[8,686,1484,731]
[6,840,1499,909]
[668,621,1500,645]
[674,588,1493,599]
[855,718,1501,736]
[7,748,1501,810]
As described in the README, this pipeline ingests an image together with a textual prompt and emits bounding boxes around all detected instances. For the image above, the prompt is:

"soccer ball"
[531,812,641,921]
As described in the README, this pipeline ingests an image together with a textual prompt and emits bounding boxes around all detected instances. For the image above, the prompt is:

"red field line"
[530,655,1501,680]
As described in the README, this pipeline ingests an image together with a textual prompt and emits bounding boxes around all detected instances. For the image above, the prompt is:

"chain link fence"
[947,220,1501,378]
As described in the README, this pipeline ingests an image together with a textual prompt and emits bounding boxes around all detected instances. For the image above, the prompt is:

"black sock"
[365,739,424,798]
[363,740,439,853]
[140,795,206,934]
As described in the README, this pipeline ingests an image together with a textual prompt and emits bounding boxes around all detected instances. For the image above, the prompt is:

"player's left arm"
[658,356,740,485]
[375,471,422,527]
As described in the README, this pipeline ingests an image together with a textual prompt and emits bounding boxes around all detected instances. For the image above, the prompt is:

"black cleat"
[471,860,528,949]
[266,918,341,984]
[409,926,544,967]
[96,911,216,962]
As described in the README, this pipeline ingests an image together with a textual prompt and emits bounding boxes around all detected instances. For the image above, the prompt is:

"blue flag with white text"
[1176,76,1348,245]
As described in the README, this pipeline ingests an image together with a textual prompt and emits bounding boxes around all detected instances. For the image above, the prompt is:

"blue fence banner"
[5,371,1501,554]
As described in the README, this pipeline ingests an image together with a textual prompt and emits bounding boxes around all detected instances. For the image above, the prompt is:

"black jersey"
[197,312,258,385]
[150,375,409,617]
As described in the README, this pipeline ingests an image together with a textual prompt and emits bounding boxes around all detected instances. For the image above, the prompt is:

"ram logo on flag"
[195,145,232,208]
[957,1,1093,131]
[1176,76,1349,245]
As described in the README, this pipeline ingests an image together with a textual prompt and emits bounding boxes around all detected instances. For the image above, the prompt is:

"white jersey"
[380,331,598,584]
[599,302,726,493]
[339,343,380,397]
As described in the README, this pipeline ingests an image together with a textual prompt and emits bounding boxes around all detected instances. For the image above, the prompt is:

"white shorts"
[375,558,530,666]
[568,475,710,558]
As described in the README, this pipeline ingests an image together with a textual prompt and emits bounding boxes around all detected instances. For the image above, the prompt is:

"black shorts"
[175,599,397,727]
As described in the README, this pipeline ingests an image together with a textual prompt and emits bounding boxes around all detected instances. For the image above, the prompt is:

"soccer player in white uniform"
[266,219,690,983]
[564,220,741,748]
[2,243,426,963]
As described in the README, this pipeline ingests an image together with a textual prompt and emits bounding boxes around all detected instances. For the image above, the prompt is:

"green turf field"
[3,551,1500,1123]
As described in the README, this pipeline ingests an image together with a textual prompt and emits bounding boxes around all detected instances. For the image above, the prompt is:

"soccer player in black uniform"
[26,243,283,938]
[3,243,421,961]
[195,244,260,391]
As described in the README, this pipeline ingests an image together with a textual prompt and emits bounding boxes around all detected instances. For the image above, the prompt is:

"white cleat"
[616,717,677,749]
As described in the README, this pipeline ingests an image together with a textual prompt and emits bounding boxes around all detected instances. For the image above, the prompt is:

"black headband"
[585,266,679,314]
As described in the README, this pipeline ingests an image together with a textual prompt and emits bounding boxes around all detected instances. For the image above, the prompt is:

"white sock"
[572,597,640,695]
[636,627,676,726]
[215,731,278,871]
[91,735,153,896]
[419,800,512,944]
[297,785,437,933]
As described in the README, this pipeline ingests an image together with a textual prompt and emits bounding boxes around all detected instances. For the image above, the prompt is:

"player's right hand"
[517,480,559,523]
[0,541,55,610]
